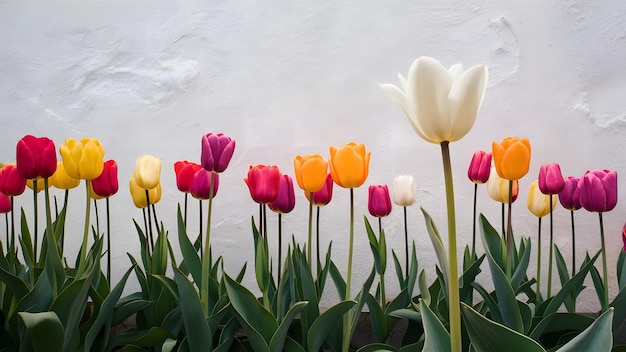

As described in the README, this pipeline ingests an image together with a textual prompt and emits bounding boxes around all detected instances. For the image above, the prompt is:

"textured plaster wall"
[1,1,626,311]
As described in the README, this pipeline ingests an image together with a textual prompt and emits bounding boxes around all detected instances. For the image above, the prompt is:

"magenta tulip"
[91,160,119,198]
[244,165,280,204]
[368,185,392,218]
[579,169,618,213]
[559,176,581,210]
[16,135,57,180]
[623,222,626,252]
[538,163,565,195]
[306,173,334,206]
[0,193,10,213]
[190,169,219,200]
[174,161,202,193]
[0,165,26,197]
[467,150,491,184]
[269,174,296,214]
[201,133,235,173]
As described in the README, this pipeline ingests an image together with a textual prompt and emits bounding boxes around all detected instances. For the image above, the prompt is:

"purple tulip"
[368,185,392,218]
[538,163,565,195]
[467,150,491,184]
[269,174,296,214]
[190,169,219,200]
[201,133,235,173]
[306,173,334,206]
[579,169,617,213]
[622,222,626,252]
[559,176,581,210]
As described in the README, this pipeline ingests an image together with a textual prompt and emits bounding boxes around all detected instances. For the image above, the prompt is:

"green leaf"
[556,307,614,351]
[617,251,626,291]
[420,300,451,352]
[106,327,174,352]
[529,313,594,342]
[611,283,626,341]
[269,301,308,352]
[364,293,387,342]
[329,261,346,300]
[177,206,202,286]
[418,270,430,307]
[18,311,64,352]
[421,208,449,287]
[307,300,356,352]
[357,343,398,352]
[461,303,545,352]
[511,238,531,291]
[406,242,418,299]
[478,214,506,271]
[173,266,212,351]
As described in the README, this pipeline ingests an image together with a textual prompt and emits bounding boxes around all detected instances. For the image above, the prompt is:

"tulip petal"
[448,64,488,142]
[379,82,435,143]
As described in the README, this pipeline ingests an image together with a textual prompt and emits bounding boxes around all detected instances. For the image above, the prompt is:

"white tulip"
[392,175,417,207]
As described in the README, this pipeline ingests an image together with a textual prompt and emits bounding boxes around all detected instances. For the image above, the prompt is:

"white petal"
[398,73,408,91]
[408,56,452,143]
[447,64,488,141]
[380,82,436,143]
[448,63,464,81]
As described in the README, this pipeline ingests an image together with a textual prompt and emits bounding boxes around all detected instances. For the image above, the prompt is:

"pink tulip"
[579,169,617,213]
[559,176,581,210]
[467,150,491,184]
[190,169,219,200]
[538,163,565,195]
[0,193,10,213]
[306,173,334,206]
[91,160,119,198]
[16,135,57,179]
[201,133,235,173]
[244,165,280,204]
[0,165,26,197]
[269,174,296,214]
[368,185,392,217]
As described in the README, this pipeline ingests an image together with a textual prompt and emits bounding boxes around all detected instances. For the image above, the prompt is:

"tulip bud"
[244,165,281,204]
[294,154,328,193]
[305,173,334,206]
[134,155,161,190]
[391,175,416,207]
[190,169,219,200]
[527,180,557,218]
[59,138,105,180]
[269,174,296,214]
[368,185,392,217]
[559,176,581,211]
[467,151,491,184]
[129,177,161,208]
[174,161,202,193]
[0,165,27,197]
[538,163,565,195]
[16,135,57,180]
[50,162,80,190]
[0,193,10,213]
[487,165,518,204]
[91,160,119,198]
[492,137,531,181]
[329,142,370,189]
[578,169,618,213]
[201,133,235,173]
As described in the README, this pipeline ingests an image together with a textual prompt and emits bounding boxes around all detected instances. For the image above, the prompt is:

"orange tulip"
[329,143,370,189]
[293,154,328,193]
[492,137,531,181]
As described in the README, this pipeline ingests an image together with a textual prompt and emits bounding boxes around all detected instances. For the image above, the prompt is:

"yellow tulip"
[487,164,518,204]
[26,178,48,193]
[293,154,328,193]
[492,137,531,181]
[50,162,80,190]
[129,177,162,208]
[527,180,557,218]
[329,142,370,189]
[133,155,162,190]
[59,138,105,180]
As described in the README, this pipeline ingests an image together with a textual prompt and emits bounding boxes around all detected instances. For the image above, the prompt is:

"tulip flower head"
[201,133,235,173]
[50,162,80,190]
[559,176,582,210]
[91,160,119,198]
[129,177,161,209]
[467,151,491,184]
[527,180,557,218]
[294,154,328,193]
[269,174,296,214]
[174,161,202,193]
[60,138,105,180]
[391,175,417,207]
[16,135,57,179]
[329,142,370,189]
[487,164,518,204]
[0,193,10,213]
[244,165,281,204]
[190,168,219,200]
[380,56,488,144]
[368,185,392,217]
[492,137,531,181]
[0,164,27,197]
[134,155,161,190]
[578,169,618,213]
[538,163,565,195]
[305,173,334,206]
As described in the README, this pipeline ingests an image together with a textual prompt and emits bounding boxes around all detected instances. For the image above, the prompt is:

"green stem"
[278,213,282,284]
[570,210,576,276]
[33,180,38,264]
[77,180,92,278]
[441,142,461,352]
[10,196,15,252]
[61,190,68,254]
[308,193,313,270]
[200,172,215,317]
[106,197,111,284]
[472,183,478,259]
[599,212,608,311]
[43,178,57,299]
[536,217,542,303]
[199,199,203,253]
[145,190,153,253]
[93,199,100,238]
[403,206,408,277]
[378,217,385,307]
[183,192,188,228]
[342,188,355,352]
[316,206,321,276]
[547,195,554,297]
[506,181,513,279]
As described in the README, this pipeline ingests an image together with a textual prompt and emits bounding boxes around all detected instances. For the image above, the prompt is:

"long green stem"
[77,180,92,278]
[599,212,608,311]
[199,199,203,253]
[506,181,513,279]
[570,210,576,276]
[403,206,408,276]
[441,142,461,352]
[536,217,542,303]
[472,183,478,258]
[278,213,282,284]
[61,190,68,254]
[307,193,313,270]
[200,172,215,317]
[342,189,355,352]
[547,195,554,297]
[316,206,321,275]
[183,192,188,228]
[145,190,153,253]
[43,178,56,299]
[10,196,15,252]
[32,180,38,264]
[93,199,100,238]
[106,197,111,283]
[378,217,386,307]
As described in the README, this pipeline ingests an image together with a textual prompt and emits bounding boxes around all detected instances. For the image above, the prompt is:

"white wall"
[2,0,625,311]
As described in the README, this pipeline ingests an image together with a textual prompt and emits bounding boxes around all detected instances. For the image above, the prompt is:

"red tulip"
[190,169,219,200]
[538,163,565,195]
[559,176,581,210]
[16,135,57,180]
[0,165,26,197]
[201,133,236,173]
[305,173,334,206]
[579,169,618,213]
[174,161,202,193]
[269,174,296,214]
[244,165,280,204]
[467,150,491,184]
[91,160,119,198]
[368,185,392,217]
[0,193,10,213]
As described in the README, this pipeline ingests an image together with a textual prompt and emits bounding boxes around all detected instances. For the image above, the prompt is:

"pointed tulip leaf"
[177,206,202,286]
[421,208,449,287]
[18,311,64,352]
[173,266,212,351]
[556,307,613,352]
[269,301,308,352]
[357,343,398,352]
[307,300,356,352]
[420,300,451,352]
